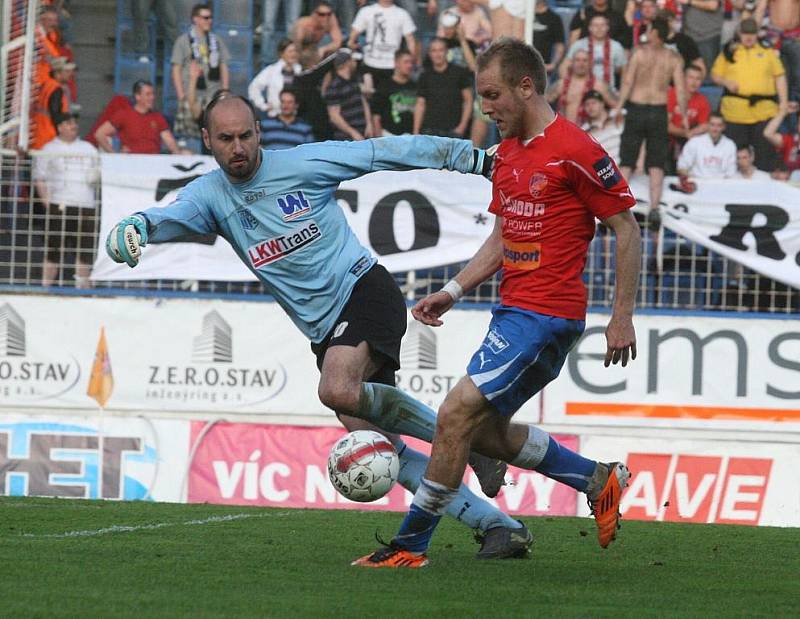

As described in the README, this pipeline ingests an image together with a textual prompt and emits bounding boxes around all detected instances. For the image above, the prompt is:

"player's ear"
[519,75,535,100]
[202,127,211,151]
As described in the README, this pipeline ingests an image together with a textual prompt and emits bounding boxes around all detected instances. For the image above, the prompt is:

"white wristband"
[442,279,464,302]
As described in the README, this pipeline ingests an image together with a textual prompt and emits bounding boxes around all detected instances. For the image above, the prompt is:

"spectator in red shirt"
[94,80,188,154]
[763,103,800,171]
[667,64,711,171]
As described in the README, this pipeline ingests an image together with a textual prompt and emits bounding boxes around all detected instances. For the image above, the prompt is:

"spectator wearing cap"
[372,50,417,136]
[94,81,189,154]
[569,0,632,49]
[31,56,75,150]
[293,1,343,68]
[32,112,99,288]
[171,3,230,139]
[563,14,627,90]
[668,63,711,171]
[260,89,315,150]
[325,49,372,140]
[249,39,303,118]
[677,113,737,178]
[532,0,565,75]
[582,89,624,163]
[547,49,615,124]
[348,0,417,94]
[681,0,725,76]
[414,38,473,137]
[711,17,788,171]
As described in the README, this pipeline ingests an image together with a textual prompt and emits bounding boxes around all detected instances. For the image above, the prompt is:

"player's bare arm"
[603,209,641,367]
[411,215,503,327]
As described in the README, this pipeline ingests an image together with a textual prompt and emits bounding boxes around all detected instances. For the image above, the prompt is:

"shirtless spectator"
[677,113,737,178]
[564,14,627,89]
[736,145,772,178]
[751,0,800,100]
[293,1,343,68]
[483,0,524,40]
[437,0,492,50]
[548,49,616,124]
[680,0,724,76]
[94,81,189,154]
[662,9,706,76]
[569,0,632,48]
[583,89,624,162]
[614,17,686,214]
[668,64,712,171]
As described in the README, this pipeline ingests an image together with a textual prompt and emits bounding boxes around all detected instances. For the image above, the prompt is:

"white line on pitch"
[22,511,293,539]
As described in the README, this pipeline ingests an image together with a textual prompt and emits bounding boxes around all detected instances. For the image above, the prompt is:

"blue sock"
[536,437,596,492]
[398,444,521,532]
[354,383,435,442]
[511,426,596,492]
[393,478,457,553]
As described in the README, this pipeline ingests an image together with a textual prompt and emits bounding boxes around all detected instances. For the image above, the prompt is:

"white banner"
[629,176,800,289]
[91,154,493,281]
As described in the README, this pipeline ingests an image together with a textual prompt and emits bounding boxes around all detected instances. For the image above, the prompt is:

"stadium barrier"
[1,152,799,312]
[1,293,799,526]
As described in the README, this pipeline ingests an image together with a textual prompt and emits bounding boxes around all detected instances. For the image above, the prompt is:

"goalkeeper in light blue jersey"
[106,93,533,559]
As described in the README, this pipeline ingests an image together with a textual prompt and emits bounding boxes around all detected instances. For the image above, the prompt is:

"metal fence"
[1,152,798,313]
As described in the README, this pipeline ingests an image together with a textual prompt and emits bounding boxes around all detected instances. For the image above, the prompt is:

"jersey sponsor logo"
[503,240,541,270]
[236,208,259,231]
[349,256,371,277]
[529,172,548,197]
[499,190,545,218]
[593,155,622,189]
[244,188,268,204]
[276,190,311,221]
[485,328,509,354]
[246,221,322,268]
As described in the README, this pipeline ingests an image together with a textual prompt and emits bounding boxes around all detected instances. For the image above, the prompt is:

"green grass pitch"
[1,497,797,618]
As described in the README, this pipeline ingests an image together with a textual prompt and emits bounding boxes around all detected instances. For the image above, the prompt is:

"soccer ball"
[327,430,399,502]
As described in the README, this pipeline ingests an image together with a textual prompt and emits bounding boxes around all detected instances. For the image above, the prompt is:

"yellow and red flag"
[87,327,113,408]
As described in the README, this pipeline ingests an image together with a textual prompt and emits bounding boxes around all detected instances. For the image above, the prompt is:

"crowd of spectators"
[20,0,800,294]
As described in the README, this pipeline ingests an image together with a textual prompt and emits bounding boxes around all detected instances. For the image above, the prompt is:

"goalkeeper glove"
[106,214,149,267]
[472,144,498,180]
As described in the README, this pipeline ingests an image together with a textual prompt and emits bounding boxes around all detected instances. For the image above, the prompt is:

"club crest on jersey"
[593,156,622,189]
[236,208,259,231]
[276,190,311,221]
[247,221,321,268]
[529,172,548,197]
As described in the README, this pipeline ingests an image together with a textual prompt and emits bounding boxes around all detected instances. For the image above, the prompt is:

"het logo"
[276,191,311,221]
[622,453,773,525]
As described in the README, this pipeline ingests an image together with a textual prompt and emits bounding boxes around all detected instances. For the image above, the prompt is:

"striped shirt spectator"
[260,90,314,150]
[325,50,371,140]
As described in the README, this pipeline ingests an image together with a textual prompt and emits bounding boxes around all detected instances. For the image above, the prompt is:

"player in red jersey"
[354,37,641,568]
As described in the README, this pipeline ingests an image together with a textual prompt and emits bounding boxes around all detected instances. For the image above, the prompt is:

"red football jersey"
[488,114,636,320]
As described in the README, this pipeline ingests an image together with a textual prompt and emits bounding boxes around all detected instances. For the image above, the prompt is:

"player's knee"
[318,381,360,414]
[437,399,483,442]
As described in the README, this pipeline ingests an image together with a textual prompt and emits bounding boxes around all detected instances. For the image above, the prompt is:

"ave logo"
[621,453,772,525]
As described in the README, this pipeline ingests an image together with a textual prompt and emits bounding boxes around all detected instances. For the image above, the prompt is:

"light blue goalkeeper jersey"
[139,136,481,343]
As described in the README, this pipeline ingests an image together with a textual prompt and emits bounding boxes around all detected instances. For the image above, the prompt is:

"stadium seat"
[213,0,253,28]
[699,85,723,112]
[217,28,254,69]
[114,57,156,98]
[227,62,254,97]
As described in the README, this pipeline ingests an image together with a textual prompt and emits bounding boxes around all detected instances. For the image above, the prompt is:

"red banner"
[187,422,579,516]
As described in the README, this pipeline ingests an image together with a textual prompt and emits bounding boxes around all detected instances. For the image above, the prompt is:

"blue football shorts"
[466,305,585,416]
